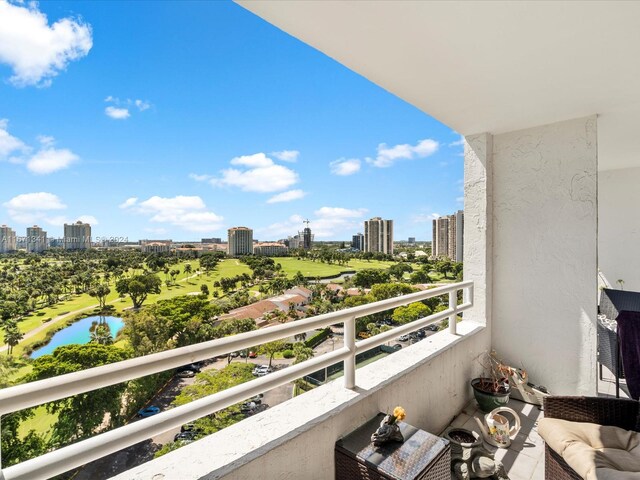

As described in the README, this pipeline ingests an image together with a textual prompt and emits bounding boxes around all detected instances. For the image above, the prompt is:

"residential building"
[141,241,172,254]
[301,220,313,250]
[408,237,416,244]
[364,217,393,254]
[287,234,301,249]
[202,237,222,244]
[431,210,464,262]
[0,225,17,253]
[63,221,92,250]
[351,233,364,251]
[254,242,288,256]
[26,225,47,253]
[228,226,253,256]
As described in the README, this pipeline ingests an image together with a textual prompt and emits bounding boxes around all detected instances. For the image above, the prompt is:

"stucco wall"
[599,166,640,292]
[490,116,598,395]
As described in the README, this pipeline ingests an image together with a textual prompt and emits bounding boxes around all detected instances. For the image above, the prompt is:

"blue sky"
[0,1,463,242]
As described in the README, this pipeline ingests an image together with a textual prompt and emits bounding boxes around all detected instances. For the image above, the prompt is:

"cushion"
[539,418,640,480]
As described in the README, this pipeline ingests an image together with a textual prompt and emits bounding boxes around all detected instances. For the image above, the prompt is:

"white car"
[252,365,272,376]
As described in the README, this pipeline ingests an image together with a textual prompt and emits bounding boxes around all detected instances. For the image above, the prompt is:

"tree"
[370,283,416,301]
[259,339,286,368]
[116,273,162,308]
[184,263,193,277]
[89,319,113,345]
[28,344,130,447]
[3,321,23,356]
[388,263,413,281]
[200,284,210,296]
[392,302,432,325]
[352,269,391,289]
[89,283,111,310]
[1,409,47,467]
[293,343,314,364]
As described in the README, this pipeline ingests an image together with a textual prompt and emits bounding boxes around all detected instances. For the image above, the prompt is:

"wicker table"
[335,413,451,480]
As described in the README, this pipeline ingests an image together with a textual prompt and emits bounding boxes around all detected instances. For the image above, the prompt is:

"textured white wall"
[490,116,598,395]
[599,167,640,292]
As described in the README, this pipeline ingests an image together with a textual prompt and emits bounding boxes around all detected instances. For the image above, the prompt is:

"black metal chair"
[598,288,640,397]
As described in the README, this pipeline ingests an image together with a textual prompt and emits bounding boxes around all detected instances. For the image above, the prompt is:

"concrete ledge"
[110,320,486,480]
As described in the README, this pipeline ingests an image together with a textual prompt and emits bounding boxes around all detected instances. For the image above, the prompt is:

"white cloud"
[3,192,67,224]
[0,1,92,87]
[76,214,98,225]
[230,153,274,168]
[448,136,464,147]
[272,150,299,162]
[0,121,79,174]
[0,119,27,158]
[26,146,79,174]
[105,106,130,120]
[119,197,138,209]
[266,189,306,204]
[134,99,151,111]
[211,152,299,193]
[330,158,361,176]
[367,138,439,168]
[412,212,441,223]
[258,207,367,240]
[121,195,224,232]
[189,173,212,182]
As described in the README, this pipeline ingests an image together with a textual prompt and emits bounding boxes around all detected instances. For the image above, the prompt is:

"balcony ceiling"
[238,1,640,171]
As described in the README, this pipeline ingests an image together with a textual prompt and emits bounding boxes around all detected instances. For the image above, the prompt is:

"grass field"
[18,405,56,440]
[274,257,394,278]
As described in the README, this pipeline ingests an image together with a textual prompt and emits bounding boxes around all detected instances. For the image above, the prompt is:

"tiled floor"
[446,398,545,480]
[443,367,629,480]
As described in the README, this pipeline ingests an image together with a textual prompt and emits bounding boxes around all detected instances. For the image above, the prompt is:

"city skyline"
[0,2,463,241]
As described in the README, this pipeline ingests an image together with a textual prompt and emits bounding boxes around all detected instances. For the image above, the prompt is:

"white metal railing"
[0,281,473,480]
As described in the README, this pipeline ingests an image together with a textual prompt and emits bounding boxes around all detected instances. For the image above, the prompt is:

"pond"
[30,316,124,359]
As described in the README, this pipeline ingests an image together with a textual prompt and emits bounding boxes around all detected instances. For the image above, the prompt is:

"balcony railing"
[0,280,473,480]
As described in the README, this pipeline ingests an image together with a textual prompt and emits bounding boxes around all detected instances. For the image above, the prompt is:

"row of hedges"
[305,328,332,349]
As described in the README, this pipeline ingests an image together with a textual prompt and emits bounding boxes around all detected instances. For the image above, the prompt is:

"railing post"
[344,316,356,389]
[448,290,457,335]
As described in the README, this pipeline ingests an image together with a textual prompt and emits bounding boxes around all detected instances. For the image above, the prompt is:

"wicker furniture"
[335,413,451,480]
[542,396,640,480]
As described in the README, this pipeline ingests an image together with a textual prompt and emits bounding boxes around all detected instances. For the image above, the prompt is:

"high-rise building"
[408,237,416,244]
[26,225,47,253]
[64,221,92,250]
[228,227,253,256]
[201,237,222,244]
[352,233,364,251]
[431,210,464,262]
[0,225,17,253]
[364,217,393,255]
[298,219,313,250]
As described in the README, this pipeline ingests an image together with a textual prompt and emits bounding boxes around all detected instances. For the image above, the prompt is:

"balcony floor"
[446,398,545,480]
[445,367,630,480]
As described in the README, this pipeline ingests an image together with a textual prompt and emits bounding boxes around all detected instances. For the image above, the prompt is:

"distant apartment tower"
[364,217,394,255]
[0,225,17,253]
[352,233,364,251]
[201,237,222,244]
[64,221,92,250]
[431,210,464,262]
[228,227,253,256]
[408,237,416,244]
[26,225,47,253]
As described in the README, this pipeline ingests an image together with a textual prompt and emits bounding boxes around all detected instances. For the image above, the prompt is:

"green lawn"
[274,257,395,279]
[18,405,56,439]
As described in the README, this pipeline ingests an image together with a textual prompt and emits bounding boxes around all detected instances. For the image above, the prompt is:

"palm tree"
[4,322,23,356]
[89,319,113,345]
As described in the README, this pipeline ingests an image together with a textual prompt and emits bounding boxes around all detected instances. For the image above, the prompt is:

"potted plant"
[470,350,511,412]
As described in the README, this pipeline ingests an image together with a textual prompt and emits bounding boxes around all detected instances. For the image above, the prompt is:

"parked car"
[174,431,198,442]
[137,406,160,418]
[241,401,258,413]
[176,369,196,378]
[392,344,403,350]
[248,394,263,404]
[177,364,201,373]
[245,404,269,416]
[416,330,426,339]
[248,351,258,358]
[181,423,198,432]
[229,351,240,358]
[398,334,411,342]
[425,324,439,332]
[252,365,272,376]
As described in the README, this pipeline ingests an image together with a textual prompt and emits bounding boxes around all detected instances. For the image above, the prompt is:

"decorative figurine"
[371,406,406,446]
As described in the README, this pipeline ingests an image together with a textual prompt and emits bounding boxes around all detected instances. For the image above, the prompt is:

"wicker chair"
[542,396,640,480]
